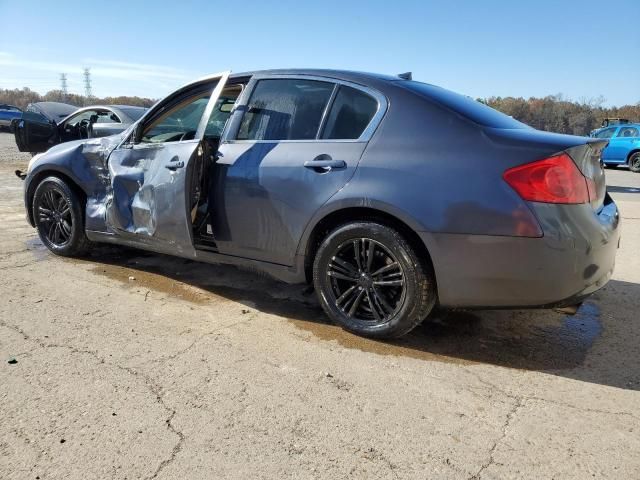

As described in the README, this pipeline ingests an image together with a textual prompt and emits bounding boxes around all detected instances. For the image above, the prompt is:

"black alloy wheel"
[328,238,406,322]
[313,222,436,339]
[33,176,89,256]
[38,187,72,246]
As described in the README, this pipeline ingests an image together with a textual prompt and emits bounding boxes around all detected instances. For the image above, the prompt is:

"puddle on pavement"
[27,237,604,371]
[288,302,602,370]
[87,262,216,304]
[83,246,219,305]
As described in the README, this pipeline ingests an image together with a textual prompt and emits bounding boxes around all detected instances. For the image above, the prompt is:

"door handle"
[303,159,346,171]
[165,160,185,170]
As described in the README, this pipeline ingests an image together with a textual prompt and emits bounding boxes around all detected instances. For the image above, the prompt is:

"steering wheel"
[78,119,92,139]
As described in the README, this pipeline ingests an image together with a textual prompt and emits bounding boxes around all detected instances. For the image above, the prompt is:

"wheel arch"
[301,204,437,294]
[26,168,87,226]
[627,149,640,163]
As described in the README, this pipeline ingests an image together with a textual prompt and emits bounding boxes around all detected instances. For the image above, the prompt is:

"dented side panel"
[105,141,200,255]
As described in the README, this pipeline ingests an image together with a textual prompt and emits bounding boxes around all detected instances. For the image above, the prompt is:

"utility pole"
[83,67,92,105]
[60,73,68,103]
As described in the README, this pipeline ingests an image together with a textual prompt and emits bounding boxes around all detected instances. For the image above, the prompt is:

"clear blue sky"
[1,0,638,106]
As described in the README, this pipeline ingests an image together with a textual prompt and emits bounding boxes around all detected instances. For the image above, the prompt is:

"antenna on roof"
[397,72,412,80]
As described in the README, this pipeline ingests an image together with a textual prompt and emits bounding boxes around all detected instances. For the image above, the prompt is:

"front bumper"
[420,195,620,308]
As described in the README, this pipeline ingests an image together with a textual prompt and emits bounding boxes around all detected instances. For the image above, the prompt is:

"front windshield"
[141,95,210,143]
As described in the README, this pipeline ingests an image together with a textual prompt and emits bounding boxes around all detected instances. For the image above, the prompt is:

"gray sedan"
[19,69,620,339]
[13,102,147,153]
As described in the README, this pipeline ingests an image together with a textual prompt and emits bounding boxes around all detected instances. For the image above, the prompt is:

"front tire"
[33,176,89,256]
[629,152,640,173]
[313,222,436,339]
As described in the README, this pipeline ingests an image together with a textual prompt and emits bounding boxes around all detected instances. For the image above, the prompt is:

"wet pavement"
[1,132,640,479]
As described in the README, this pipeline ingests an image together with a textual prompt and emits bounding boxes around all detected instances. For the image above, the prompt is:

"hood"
[28,133,125,175]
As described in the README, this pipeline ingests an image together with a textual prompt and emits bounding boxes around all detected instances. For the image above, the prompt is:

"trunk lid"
[486,128,608,211]
[565,140,607,211]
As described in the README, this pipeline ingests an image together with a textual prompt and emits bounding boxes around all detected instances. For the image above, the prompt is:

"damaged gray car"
[20,69,620,339]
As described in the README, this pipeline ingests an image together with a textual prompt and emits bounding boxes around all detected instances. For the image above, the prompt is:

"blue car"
[592,123,640,172]
[0,104,22,130]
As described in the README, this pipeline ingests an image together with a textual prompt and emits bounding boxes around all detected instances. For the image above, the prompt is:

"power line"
[83,67,92,105]
[60,73,68,102]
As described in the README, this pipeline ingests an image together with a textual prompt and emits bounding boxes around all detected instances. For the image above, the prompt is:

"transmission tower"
[83,68,92,105]
[60,73,68,102]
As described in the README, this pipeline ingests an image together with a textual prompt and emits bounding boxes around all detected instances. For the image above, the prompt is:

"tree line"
[1,87,638,136]
[480,95,639,135]
[0,87,156,109]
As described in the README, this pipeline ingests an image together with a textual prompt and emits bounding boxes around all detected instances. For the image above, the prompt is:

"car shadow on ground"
[52,241,640,392]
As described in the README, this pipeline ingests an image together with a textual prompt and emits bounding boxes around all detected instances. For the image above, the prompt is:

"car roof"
[600,123,640,128]
[230,68,402,83]
[108,104,147,111]
[57,104,147,123]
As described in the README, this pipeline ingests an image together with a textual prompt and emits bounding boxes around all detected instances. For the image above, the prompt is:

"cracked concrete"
[471,396,525,479]
[1,132,640,479]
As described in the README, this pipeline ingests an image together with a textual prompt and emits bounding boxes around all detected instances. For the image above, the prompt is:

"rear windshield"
[399,81,529,129]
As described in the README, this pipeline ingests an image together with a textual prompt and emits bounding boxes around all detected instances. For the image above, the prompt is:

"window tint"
[616,127,639,138]
[142,95,209,143]
[595,127,617,139]
[320,86,378,139]
[237,79,334,140]
[399,81,529,129]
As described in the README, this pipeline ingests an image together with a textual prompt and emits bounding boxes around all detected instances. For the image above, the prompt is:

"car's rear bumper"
[420,196,620,308]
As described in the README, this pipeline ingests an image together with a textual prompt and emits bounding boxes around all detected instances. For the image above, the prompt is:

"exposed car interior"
[63,109,121,140]
[190,83,244,248]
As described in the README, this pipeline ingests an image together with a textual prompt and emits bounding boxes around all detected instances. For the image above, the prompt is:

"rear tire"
[629,152,640,173]
[32,176,89,256]
[313,222,436,339]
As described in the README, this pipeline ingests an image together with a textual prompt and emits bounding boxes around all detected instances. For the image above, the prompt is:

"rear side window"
[95,111,120,123]
[616,127,639,138]
[320,86,378,139]
[237,79,334,140]
[400,81,529,129]
[595,127,617,139]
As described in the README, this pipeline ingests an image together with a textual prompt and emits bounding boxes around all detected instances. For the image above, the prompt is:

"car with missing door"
[13,102,147,154]
[591,123,640,172]
[19,69,620,339]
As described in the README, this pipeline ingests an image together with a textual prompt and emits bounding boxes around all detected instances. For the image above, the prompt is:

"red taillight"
[503,153,591,204]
